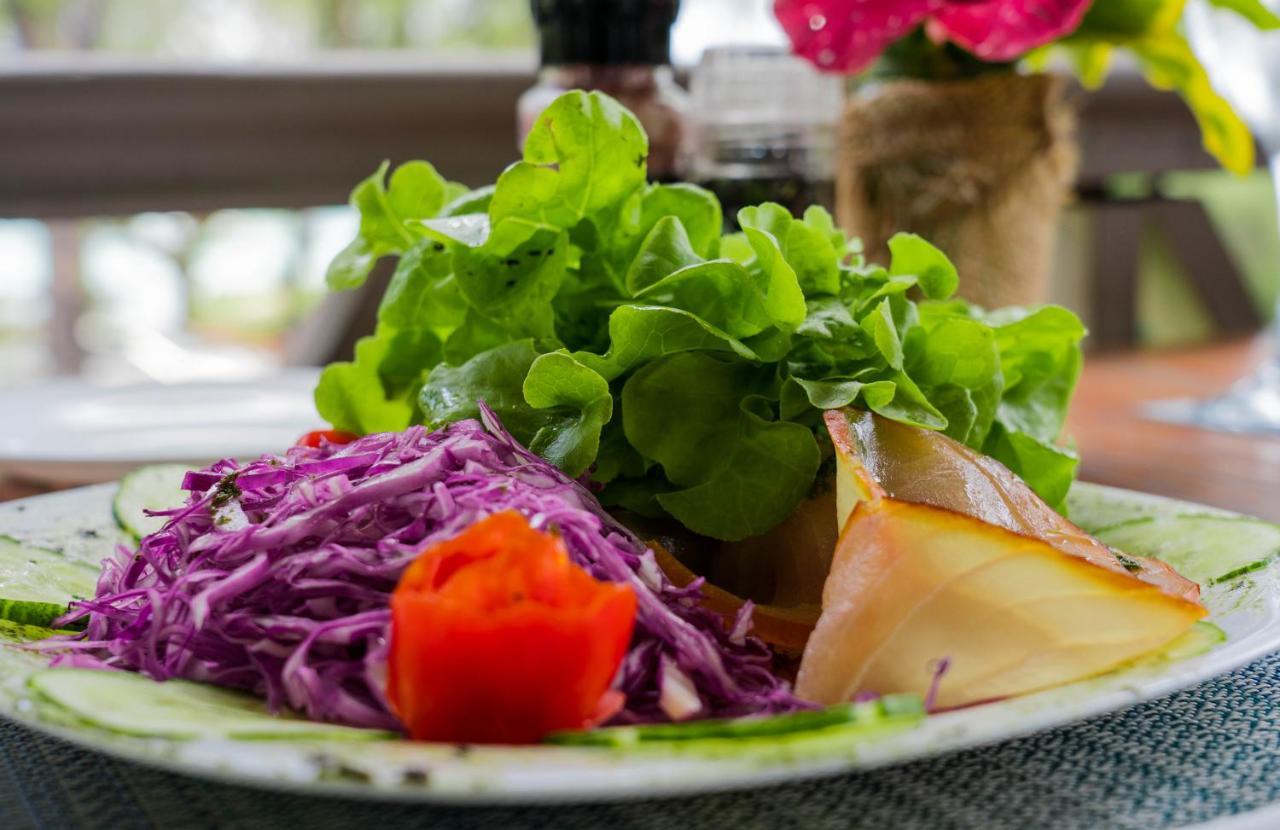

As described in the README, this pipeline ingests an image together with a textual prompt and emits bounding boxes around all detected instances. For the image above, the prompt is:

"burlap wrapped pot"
[836,72,1078,308]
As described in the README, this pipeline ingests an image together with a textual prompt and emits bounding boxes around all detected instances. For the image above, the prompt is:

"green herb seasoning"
[211,474,242,510]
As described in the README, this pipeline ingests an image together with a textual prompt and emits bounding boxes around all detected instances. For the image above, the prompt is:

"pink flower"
[775,0,1093,74]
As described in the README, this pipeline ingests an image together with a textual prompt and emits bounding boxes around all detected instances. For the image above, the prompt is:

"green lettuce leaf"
[887,232,959,301]
[315,325,440,435]
[453,218,569,342]
[523,352,614,476]
[316,90,1089,542]
[622,352,822,540]
[326,160,451,290]
[419,340,555,447]
[979,305,1087,509]
[490,90,648,234]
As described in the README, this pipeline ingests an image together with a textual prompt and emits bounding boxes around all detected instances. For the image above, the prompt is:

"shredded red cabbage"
[53,406,806,731]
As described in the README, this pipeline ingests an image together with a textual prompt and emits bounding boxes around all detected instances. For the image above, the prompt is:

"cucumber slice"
[0,535,98,605]
[0,599,82,630]
[1095,514,1280,586]
[112,464,191,541]
[548,695,924,748]
[28,669,395,741]
[1158,621,1226,662]
[0,619,58,645]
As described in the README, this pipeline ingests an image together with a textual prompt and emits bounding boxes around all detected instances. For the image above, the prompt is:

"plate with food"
[2,91,1278,804]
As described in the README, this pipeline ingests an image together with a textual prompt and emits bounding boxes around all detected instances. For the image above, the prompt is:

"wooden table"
[3,338,1279,522]
[1069,336,1280,522]
[0,479,47,503]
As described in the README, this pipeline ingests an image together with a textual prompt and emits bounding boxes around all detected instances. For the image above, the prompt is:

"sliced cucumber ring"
[0,619,58,645]
[112,464,191,541]
[0,598,80,630]
[28,669,395,741]
[1095,515,1280,586]
[0,535,98,605]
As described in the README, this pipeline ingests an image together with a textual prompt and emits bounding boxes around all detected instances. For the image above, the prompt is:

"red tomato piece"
[296,430,359,448]
[387,511,637,744]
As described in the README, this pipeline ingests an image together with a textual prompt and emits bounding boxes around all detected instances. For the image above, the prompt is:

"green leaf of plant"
[386,161,447,224]
[635,260,774,339]
[784,219,843,297]
[439,308,510,366]
[1069,0,1183,40]
[622,352,821,541]
[418,340,555,447]
[326,160,450,290]
[441,184,495,217]
[719,232,756,265]
[869,371,949,430]
[655,410,822,541]
[739,202,843,297]
[416,214,490,248]
[638,184,723,260]
[523,352,615,476]
[888,232,959,300]
[792,375,894,410]
[377,238,468,338]
[959,304,1087,506]
[1057,0,1269,173]
[1066,43,1115,89]
[572,305,760,381]
[984,425,1080,512]
[490,90,648,232]
[452,219,569,342]
[907,316,1000,389]
[625,216,704,294]
[621,353,771,485]
[1131,32,1257,174]
[986,305,1086,442]
[930,384,981,444]
[861,298,905,370]
[1207,0,1280,28]
[740,225,808,330]
[315,325,441,435]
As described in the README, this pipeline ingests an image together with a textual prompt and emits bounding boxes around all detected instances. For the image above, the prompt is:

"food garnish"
[387,512,637,744]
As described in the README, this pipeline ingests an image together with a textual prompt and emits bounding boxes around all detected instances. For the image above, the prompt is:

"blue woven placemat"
[4,650,1280,830]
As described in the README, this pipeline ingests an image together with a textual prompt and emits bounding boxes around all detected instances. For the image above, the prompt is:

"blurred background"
[0,0,1275,388]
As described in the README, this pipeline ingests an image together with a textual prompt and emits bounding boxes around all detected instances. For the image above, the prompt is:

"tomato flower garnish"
[775,0,1092,74]
[387,511,637,744]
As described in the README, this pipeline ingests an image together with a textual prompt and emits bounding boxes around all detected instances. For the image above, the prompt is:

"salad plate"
[4,89,1276,806]
[0,370,321,486]
[1,479,1276,804]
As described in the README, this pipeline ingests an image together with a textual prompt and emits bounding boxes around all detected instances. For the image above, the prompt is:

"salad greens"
[316,90,1086,541]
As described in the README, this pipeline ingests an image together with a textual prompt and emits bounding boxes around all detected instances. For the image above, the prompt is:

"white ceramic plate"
[0,482,1277,804]
[0,371,322,485]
